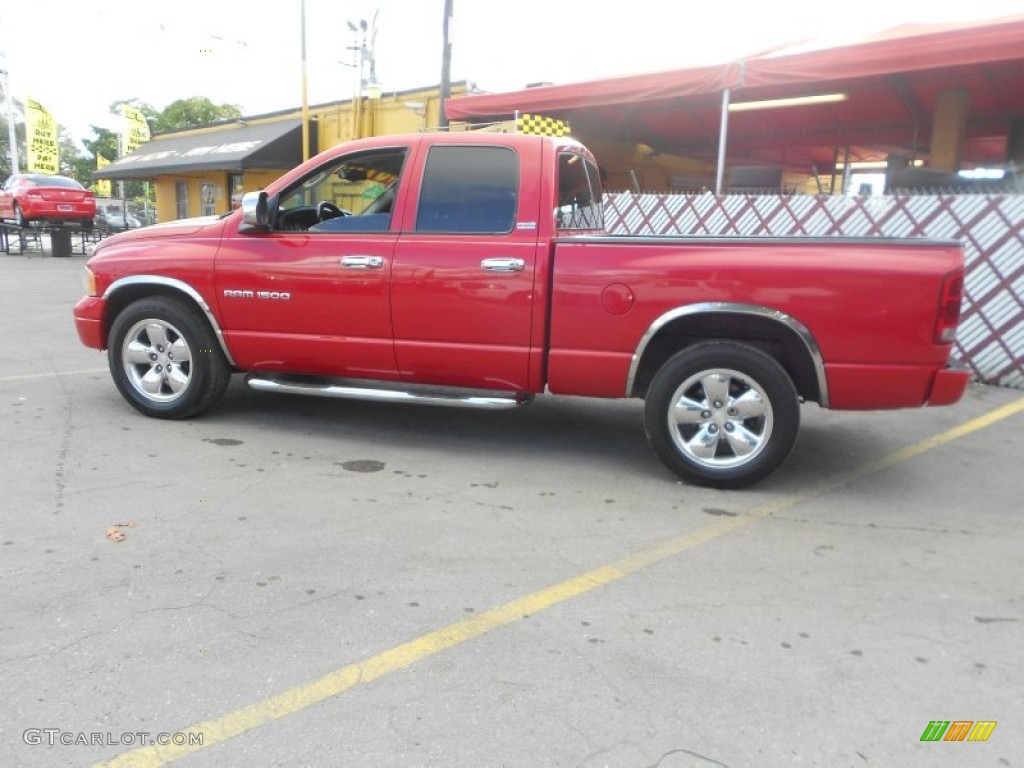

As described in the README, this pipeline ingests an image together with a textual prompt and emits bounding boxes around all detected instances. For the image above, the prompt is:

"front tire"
[108,296,231,419]
[644,342,800,488]
[13,202,26,228]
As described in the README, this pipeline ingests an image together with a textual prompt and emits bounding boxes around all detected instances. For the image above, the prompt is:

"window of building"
[200,182,216,216]
[556,152,604,230]
[175,182,189,220]
[228,174,244,210]
[416,146,518,234]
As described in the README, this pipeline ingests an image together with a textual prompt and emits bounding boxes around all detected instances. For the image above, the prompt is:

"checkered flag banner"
[516,113,570,136]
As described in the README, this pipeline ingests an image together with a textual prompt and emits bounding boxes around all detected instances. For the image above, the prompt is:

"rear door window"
[416,146,518,233]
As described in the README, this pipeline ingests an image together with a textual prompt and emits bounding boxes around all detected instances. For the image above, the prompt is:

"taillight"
[934,270,964,344]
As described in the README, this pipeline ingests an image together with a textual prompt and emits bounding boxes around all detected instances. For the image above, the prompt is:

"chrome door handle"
[340,255,385,269]
[481,257,525,272]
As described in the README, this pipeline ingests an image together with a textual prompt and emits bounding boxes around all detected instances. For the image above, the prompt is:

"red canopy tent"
[445,14,1024,188]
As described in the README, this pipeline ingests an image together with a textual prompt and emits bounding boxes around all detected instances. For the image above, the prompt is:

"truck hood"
[95,216,226,247]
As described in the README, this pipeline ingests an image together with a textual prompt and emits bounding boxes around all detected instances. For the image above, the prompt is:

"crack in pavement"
[647,748,732,767]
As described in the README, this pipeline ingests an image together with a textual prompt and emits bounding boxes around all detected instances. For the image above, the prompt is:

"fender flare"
[625,302,829,407]
[103,275,236,366]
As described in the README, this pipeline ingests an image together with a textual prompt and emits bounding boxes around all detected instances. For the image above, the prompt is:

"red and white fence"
[605,192,1024,389]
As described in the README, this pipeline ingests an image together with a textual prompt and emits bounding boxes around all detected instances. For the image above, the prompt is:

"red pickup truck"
[73,132,969,487]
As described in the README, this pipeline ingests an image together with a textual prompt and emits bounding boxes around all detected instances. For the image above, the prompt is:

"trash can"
[50,227,72,258]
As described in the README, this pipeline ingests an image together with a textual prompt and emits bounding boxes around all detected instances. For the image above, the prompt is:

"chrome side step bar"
[246,375,532,410]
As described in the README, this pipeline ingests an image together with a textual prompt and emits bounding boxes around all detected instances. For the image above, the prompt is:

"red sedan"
[0,174,96,228]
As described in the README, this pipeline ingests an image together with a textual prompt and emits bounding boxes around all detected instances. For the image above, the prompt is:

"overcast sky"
[1,0,1020,149]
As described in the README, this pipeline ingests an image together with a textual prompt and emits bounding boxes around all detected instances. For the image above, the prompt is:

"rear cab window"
[556,152,604,231]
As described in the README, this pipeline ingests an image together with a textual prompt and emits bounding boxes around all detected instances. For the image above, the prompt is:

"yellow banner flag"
[95,153,112,198]
[25,97,59,174]
[121,106,151,155]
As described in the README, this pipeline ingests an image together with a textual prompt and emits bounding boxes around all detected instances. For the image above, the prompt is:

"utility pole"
[346,19,368,139]
[366,11,378,90]
[346,15,380,140]
[301,0,310,161]
[0,50,19,174]
[438,0,453,130]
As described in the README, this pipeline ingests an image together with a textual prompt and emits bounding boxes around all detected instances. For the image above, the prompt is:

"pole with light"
[363,13,381,137]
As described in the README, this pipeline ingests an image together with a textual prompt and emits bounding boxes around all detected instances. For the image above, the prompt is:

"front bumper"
[926,360,971,406]
[73,296,106,349]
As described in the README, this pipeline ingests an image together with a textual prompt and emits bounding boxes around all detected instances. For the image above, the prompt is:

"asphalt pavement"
[1,252,1021,768]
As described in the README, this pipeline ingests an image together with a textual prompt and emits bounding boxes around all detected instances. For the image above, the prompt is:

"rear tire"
[644,342,800,488]
[107,296,231,419]
[13,202,26,228]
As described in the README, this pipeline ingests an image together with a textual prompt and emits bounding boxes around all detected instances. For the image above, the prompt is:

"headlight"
[83,267,97,296]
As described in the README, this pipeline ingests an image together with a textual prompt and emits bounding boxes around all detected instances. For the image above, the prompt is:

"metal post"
[117,128,125,216]
[715,88,731,194]
[438,0,454,130]
[829,145,840,195]
[841,145,852,195]
[301,0,310,160]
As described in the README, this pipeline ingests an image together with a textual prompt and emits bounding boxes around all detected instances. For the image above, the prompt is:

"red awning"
[446,14,1024,169]
[742,16,1024,86]
[446,61,740,116]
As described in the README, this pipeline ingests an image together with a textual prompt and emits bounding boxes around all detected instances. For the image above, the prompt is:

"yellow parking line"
[95,396,1024,767]
[0,367,106,383]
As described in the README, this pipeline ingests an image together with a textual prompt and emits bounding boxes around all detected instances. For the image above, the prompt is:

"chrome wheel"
[109,296,230,419]
[645,343,798,487]
[666,368,773,469]
[121,319,193,403]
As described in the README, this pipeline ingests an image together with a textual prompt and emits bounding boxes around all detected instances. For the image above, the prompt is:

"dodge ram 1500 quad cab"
[74,132,969,488]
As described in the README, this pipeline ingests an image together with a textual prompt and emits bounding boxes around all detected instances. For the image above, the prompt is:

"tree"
[58,127,85,180]
[152,97,242,132]
[78,95,241,205]
[69,126,116,187]
[80,124,147,200]
[104,95,242,138]
[108,98,159,124]
[82,125,119,163]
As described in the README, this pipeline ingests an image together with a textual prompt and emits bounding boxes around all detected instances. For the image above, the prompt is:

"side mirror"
[240,190,269,230]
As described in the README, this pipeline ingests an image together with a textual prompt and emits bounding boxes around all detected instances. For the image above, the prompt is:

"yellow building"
[97,83,467,223]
